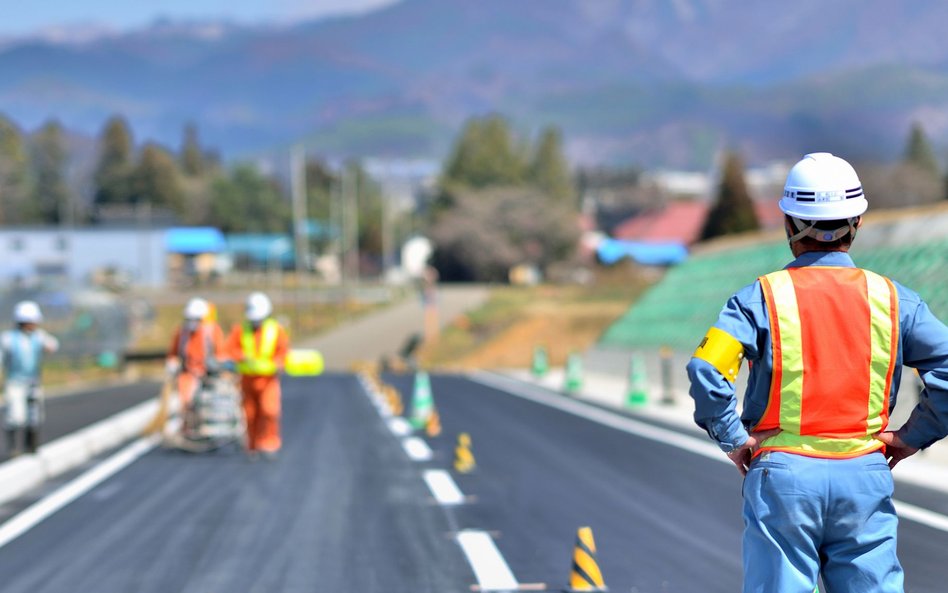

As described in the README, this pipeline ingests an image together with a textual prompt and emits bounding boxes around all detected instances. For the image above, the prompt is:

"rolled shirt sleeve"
[687,284,762,453]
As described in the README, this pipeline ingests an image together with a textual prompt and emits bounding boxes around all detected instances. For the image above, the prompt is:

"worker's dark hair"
[785,215,859,250]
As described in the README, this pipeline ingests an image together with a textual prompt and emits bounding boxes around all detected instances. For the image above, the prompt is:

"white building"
[0,227,168,287]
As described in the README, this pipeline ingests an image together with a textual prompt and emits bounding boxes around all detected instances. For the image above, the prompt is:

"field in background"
[419,266,656,370]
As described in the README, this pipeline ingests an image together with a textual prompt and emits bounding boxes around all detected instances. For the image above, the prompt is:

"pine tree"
[209,165,290,233]
[442,114,524,189]
[903,122,940,178]
[0,114,32,224]
[528,126,574,206]
[131,143,184,214]
[701,151,760,240]
[94,115,134,206]
[31,119,71,224]
[179,123,205,177]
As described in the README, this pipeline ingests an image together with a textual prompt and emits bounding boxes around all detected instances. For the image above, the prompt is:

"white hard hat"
[184,297,210,321]
[779,152,867,221]
[245,292,272,322]
[13,300,43,324]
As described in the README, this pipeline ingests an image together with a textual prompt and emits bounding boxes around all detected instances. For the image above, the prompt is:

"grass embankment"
[419,268,656,370]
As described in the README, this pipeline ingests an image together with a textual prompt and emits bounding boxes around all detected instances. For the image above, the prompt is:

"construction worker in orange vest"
[165,298,227,427]
[687,152,948,593]
[227,292,289,460]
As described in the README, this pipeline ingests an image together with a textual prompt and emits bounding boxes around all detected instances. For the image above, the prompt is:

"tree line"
[428,114,579,281]
[0,114,390,265]
[701,121,948,241]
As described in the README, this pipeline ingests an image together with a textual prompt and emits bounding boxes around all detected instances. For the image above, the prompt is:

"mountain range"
[2,0,948,168]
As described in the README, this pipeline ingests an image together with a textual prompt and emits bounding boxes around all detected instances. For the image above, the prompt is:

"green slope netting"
[599,238,948,351]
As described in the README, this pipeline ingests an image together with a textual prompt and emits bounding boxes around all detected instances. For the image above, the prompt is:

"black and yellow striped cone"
[569,527,606,591]
[454,432,476,473]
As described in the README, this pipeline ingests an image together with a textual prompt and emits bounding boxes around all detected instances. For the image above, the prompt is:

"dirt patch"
[452,303,627,369]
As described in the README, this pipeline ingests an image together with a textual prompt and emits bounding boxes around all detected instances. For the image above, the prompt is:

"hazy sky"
[0,0,400,36]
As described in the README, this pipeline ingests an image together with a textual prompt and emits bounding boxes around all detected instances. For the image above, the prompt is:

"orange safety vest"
[754,267,899,458]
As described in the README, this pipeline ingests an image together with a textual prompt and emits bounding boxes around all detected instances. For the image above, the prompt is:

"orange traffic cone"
[569,527,606,591]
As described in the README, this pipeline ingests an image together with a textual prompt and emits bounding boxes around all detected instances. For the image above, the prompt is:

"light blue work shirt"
[1,329,53,382]
[686,250,948,452]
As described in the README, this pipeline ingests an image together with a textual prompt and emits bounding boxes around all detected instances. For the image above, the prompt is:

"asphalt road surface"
[1,373,947,592]
[1,380,162,459]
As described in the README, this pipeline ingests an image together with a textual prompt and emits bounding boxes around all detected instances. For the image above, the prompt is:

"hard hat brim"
[778,197,867,221]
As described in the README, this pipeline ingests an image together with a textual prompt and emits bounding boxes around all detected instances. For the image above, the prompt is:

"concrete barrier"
[0,398,159,507]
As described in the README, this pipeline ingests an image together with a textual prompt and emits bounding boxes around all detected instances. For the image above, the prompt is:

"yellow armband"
[693,327,744,383]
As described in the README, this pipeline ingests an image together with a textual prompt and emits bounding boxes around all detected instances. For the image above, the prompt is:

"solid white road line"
[894,500,948,534]
[472,371,948,534]
[402,436,433,461]
[0,435,158,550]
[471,371,722,462]
[423,469,465,505]
[456,530,519,592]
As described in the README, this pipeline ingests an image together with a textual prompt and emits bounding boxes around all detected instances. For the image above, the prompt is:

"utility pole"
[290,144,308,280]
[348,163,360,289]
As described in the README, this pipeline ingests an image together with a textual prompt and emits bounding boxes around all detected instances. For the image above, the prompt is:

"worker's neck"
[790,242,851,258]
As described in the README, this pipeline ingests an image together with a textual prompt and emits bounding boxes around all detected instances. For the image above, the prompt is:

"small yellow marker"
[454,432,476,473]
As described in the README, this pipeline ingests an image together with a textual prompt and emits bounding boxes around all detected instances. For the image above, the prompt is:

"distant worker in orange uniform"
[227,292,289,460]
[165,298,227,421]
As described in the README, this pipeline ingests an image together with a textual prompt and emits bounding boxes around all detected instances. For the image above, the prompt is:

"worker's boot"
[5,428,21,458]
[24,428,39,454]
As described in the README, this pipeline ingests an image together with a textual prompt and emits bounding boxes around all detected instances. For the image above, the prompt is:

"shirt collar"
[785,250,856,269]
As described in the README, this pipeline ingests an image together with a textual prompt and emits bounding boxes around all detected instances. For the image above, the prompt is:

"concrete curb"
[0,398,159,507]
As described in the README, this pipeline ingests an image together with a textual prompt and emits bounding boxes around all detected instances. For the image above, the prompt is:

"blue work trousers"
[742,451,903,593]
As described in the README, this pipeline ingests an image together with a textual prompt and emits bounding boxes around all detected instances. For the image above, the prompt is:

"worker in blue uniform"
[687,153,948,593]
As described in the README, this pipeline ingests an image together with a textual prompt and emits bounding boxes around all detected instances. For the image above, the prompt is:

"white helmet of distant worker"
[245,292,272,322]
[13,300,43,324]
[780,152,867,243]
[183,297,210,321]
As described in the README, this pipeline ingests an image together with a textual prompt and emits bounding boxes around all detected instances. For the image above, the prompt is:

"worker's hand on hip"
[727,428,782,477]
[874,431,919,469]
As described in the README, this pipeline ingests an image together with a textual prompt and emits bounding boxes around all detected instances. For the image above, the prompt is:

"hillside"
[2,0,948,166]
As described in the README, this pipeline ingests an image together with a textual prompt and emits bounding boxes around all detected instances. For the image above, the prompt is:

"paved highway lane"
[0,374,472,593]
[1,380,162,459]
[387,373,948,593]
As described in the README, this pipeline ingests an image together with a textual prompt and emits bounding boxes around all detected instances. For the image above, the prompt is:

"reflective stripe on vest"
[237,319,279,376]
[755,267,899,458]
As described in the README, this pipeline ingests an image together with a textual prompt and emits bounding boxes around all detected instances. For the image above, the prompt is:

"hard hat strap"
[787,217,858,243]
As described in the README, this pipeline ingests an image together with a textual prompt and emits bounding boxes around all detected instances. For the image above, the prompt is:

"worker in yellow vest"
[688,153,948,592]
[227,292,289,460]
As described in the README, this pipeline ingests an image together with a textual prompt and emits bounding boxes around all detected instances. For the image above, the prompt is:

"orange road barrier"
[426,405,442,438]
[454,432,476,473]
[384,385,404,416]
[569,527,607,591]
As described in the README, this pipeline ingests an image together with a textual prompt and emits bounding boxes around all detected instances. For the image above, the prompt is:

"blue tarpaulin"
[596,238,688,266]
[225,234,295,266]
[165,227,226,254]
